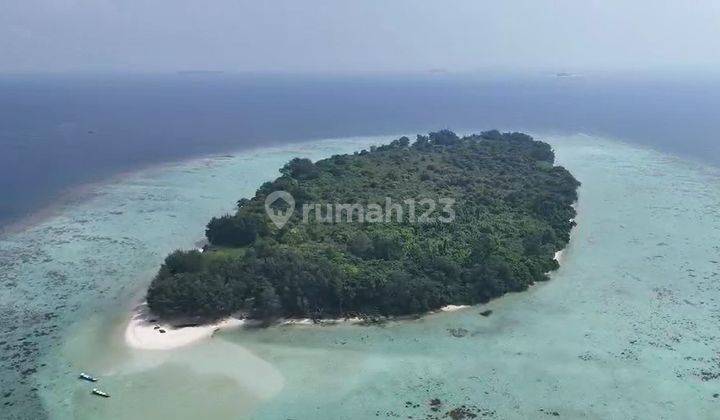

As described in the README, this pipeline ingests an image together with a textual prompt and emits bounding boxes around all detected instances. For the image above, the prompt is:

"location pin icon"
[264,190,295,228]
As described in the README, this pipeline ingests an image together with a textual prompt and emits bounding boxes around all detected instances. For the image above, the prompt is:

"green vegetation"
[147,130,579,321]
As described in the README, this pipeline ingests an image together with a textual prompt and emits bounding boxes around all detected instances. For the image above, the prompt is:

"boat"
[79,372,98,382]
[92,388,110,398]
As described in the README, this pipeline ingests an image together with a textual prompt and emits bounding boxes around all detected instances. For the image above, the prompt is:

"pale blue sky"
[2,0,720,74]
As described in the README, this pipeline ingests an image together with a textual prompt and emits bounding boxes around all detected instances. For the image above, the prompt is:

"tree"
[413,134,430,149]
[251,281,282,320]
[371,234,403,260]
[469,233,497,264]
[429,129,460,145]
[162,250,204,275]
[236,198,251,209]
[348,233,372,258]
[147,272,234,318]
[281,158,320,180]
[206,214,264,246]
[147,130,579,321]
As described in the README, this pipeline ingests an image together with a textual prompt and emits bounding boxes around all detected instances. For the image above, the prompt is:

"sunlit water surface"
[2,134,720,419]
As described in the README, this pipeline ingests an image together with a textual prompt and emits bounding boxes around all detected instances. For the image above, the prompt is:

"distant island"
[146,130,579,321]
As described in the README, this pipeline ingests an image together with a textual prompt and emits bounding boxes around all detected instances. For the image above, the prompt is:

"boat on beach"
[79,372,98,382]
[92,388,110,398]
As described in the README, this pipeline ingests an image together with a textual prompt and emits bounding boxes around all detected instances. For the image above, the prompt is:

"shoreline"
[126,222,575,352]
[122,143,577,353]
[124,303,475,351]
[0,134,395,240]
[124,303,246,351]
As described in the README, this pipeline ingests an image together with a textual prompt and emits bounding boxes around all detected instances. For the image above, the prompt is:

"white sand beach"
[440,304,470,312]
[126,239,572,352]
[124,304,245,351]
[124,304,372,351]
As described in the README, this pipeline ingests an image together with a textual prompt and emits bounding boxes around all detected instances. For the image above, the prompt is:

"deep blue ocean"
[2,73,719,229]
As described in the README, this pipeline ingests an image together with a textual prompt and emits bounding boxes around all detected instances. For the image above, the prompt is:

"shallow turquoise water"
[0,136,385,419]
[2,134,720,419]
[231,136,720,419]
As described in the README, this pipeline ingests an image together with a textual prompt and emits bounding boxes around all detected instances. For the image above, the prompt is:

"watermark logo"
[264,190,455,227]
[264,190,295,228]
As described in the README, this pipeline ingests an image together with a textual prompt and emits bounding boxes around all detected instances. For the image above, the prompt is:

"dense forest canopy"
[147,130,579,321]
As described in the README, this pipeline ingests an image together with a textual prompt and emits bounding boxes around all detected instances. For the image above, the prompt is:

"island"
[146,130,579,322]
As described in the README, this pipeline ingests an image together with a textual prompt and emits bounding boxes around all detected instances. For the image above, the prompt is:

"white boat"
[79,372,98,382]
[92,388,110,398]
